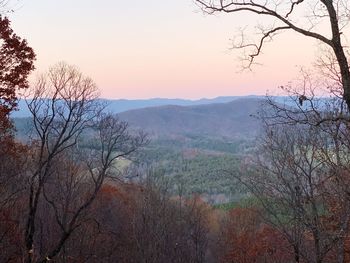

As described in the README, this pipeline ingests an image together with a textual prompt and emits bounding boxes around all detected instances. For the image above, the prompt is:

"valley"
[14,97,263,203]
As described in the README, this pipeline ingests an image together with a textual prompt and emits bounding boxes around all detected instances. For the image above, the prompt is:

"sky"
[7,0,326,99]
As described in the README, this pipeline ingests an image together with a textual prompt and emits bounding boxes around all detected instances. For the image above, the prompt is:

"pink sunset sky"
[8,0,334,99]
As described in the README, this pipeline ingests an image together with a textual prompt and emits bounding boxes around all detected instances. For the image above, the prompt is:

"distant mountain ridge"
[12,95,264,118]
[13,97,265,141]
[13,95,333,142]
[118,98,264,139]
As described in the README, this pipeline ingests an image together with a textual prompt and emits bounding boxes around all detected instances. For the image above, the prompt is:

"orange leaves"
[222,207,294,263]
[97,184,136,208]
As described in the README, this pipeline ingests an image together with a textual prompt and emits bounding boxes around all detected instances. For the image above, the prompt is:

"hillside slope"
[12,96,264,118]
[118,98,264,139]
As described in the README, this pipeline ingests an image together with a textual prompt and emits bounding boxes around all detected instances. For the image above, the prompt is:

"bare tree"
[131,170,210,263]
[194,2,350,261]
[195,0,350,109]
[0,1,15,13]
[236,121,350,263]
[23,63,147,263]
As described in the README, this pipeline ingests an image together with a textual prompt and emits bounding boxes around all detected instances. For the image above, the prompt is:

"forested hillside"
[118,98,262,138]
[13,98,259,201]
[12,96,263,117]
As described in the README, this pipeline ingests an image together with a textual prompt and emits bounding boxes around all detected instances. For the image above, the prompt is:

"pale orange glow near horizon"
[8,0,334,99]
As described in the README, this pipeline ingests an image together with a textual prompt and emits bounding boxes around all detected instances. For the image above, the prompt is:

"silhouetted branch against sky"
[195,0,350,109]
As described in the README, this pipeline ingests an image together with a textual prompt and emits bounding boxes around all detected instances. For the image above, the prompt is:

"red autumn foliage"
[222,207,294,263]
[0,15,35,134]
[0,208,22,263]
